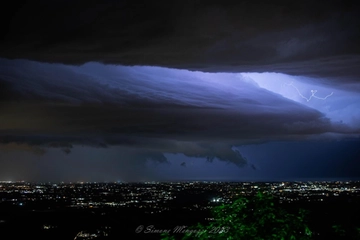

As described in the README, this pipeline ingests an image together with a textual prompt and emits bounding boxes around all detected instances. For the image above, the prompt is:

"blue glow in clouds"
[1,58,359,133]
[241,72,360,130]
[1,58,360,181]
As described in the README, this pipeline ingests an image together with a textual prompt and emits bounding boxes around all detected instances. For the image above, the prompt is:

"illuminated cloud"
[0,58,359,169]
[0,1,359,181]
[0,59,345,139]
[242,72,360,130]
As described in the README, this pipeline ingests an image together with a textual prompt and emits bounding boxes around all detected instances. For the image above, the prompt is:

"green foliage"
[356,227,360,238]
[331,224,360,239]
[332,224,346,237]
[162,191,312,240]
[160,232,176,240]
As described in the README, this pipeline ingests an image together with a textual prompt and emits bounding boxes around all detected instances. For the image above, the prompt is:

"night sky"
[0,0,359,182]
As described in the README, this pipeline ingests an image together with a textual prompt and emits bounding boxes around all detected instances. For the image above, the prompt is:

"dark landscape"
[1,1,360,239]
[1,181,360,239]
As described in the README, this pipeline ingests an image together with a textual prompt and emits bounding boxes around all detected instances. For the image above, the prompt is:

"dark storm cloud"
[0,1,359,173]
[0,0,359,81]
[0,135,250,167]
[0,142,45,155]
[0,58,342,140]
[1,58,358,167]
[62,148,71,154]
[0,146,172,182]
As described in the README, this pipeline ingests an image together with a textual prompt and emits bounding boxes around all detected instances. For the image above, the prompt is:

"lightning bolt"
[284,82,333,102]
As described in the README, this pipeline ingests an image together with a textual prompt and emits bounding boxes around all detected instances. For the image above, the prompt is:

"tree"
[161,192,312,240]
